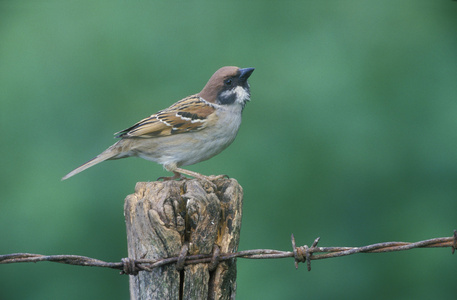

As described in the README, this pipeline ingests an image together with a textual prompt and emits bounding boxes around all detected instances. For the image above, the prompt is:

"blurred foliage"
[1,1,456,299]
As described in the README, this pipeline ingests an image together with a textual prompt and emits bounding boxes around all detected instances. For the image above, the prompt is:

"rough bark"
[124,178,243,300]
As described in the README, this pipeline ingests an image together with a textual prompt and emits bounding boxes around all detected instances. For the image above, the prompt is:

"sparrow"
[62,66,255,181]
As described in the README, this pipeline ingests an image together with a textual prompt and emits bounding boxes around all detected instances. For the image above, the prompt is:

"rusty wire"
[1,230,455,275]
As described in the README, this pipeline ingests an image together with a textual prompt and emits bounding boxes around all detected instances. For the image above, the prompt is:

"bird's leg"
[157,168,211,182]
[176,168,230,181]
[160,164,221,189]
[157,171,186,181]
[175,168,221,189]
[174,168,206,180]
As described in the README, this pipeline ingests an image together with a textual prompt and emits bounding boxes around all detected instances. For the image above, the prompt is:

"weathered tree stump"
[124,178,243,300]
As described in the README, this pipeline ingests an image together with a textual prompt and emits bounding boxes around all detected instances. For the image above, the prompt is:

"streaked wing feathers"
[115,95,216,138]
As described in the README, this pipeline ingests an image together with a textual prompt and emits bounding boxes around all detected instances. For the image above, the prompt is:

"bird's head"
[199,66,255,109]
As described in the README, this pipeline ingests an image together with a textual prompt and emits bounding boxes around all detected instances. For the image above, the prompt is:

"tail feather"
[61,150,118,181]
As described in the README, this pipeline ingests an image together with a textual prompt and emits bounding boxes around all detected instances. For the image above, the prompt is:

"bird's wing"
[115,95,216,138]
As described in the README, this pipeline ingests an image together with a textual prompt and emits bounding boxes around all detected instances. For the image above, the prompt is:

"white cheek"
[233,86,250,103]
[219,89,232,99]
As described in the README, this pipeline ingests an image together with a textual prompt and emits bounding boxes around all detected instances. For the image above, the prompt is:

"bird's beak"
[239,67,255,81]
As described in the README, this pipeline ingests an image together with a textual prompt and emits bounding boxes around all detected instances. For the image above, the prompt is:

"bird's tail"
[61,144,122,181]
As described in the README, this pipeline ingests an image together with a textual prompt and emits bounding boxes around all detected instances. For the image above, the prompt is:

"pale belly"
[136,131,238,167]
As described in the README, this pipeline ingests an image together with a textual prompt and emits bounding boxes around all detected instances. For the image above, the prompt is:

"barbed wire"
[1,231,455,275]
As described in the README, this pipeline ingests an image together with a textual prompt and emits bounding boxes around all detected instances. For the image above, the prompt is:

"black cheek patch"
[217,90,237,105]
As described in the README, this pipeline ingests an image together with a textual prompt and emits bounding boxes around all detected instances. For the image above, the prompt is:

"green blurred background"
[1,1,456,299]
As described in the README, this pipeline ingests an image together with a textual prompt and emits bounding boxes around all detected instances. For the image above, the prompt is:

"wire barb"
[291,235,320,271]
[121,257,138,275]
[175,243,189,271]
[208,245,221,272]
[291,234,301,269]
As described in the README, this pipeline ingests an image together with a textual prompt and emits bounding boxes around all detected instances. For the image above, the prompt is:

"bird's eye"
[224,79,232,86]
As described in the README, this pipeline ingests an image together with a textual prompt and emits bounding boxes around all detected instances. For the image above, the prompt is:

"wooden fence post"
[124,178,243,300]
